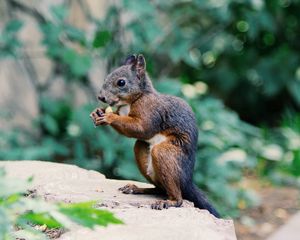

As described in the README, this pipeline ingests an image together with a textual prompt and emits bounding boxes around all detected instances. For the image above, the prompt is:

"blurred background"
[0,0,300,239]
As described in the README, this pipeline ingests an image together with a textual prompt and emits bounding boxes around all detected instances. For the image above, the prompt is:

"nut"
[105,106,113,113]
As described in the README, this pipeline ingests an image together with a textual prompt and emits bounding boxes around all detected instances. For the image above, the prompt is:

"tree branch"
[7,0,47,24]
[77,0,96,22]
[19,51,40,91]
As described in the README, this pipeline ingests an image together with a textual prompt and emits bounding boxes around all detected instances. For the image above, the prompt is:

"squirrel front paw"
[90,108,117,126]
[90,108,105,126]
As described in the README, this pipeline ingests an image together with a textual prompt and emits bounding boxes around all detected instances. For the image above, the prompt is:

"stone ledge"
[266,212,300,240]
[0,160,237,240]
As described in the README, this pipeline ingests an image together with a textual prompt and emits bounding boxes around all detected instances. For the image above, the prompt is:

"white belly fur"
[146,134,166,181]
[118,105,130,116]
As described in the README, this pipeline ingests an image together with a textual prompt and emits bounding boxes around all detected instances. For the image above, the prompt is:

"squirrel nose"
[98,96,106,103]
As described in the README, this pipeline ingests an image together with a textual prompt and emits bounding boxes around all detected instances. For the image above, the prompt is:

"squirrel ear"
[136,54,146,79]
[124,54,137,66]
[123,54,146,79]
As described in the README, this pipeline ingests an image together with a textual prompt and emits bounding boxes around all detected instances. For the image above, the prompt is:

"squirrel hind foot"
[118,184,140,194]
[151,199,183,210]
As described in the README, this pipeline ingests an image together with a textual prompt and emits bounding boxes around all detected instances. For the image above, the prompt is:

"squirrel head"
[98,54,154,106]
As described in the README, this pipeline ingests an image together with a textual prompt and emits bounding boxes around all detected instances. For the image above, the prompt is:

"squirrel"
[90,54,220,217]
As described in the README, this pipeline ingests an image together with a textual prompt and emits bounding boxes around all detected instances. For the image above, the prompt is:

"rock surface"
[266,212,300,240]
[0,160,237,240]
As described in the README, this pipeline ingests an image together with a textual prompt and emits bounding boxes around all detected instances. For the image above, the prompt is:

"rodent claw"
[118,184,138,194]
[96,109,104,117]
[90,108,105,122]
[151,200,170,210]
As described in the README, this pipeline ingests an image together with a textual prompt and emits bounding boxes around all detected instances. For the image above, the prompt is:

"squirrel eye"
[117,79,126,87]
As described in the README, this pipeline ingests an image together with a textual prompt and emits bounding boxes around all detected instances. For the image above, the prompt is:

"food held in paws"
[105,106,113,113]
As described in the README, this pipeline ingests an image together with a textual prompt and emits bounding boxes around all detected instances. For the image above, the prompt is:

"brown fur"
[151,140,183,208]
[134,140,153,184]
[90,54,220,216]
[92,83,184,208]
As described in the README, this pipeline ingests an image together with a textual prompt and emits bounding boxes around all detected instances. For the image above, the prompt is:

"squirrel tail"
[182,183,220,218]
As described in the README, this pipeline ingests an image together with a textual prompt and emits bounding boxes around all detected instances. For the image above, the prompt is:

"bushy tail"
[182,183,220,218]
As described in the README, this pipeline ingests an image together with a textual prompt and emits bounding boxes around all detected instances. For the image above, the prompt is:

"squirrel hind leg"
[134,140,156,184]
[151,141,183,210]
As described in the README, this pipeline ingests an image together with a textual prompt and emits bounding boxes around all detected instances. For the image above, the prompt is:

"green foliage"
[1,0,300,219]
[93,31,111,48]
[38,5,96,78]
[0,81,261,217]
[59,202,122,228]
[192,97,260,216]
[257,112,300,184]
[0,19,23,57]
[0,168,122,240]
[117,0,300,123]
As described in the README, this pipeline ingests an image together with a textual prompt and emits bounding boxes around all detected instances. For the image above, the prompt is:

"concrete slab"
[0,160,237,240]
[267,212,300,240]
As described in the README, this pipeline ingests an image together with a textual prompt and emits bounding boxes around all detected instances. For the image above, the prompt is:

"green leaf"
[74,140,86,160]
[40,23,62,52]
[22,145,52,160]
[59,201,123,229]
[51,5,68,21]
[17,212,62,228]
[123,0,156,16]
[288,81,300,106]
[72,54,92,76]
[43,138,69,156]
[61,48,92,76]
[65,25,86,44]
[0,171,123,239]
[2,194,21,205]
[155,79,182,96]
[93,30,111,48]
[42,114,59,135]
[5,20,23,32]
[169,40,190,63]
[291,150,300,176]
